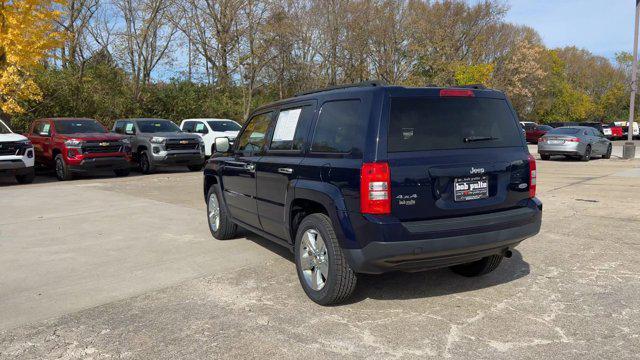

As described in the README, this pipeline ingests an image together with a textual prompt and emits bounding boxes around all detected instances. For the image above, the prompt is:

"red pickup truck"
[27,118,132,180]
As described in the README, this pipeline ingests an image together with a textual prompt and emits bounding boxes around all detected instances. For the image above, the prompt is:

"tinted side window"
[237,112,273,156]
[114,121,124,134]
[182,122,195,132]
[194,122,208,134]
[124,122,136,135]
[311,100,363,154]
[35,121,51,136]
[270,106,310,151]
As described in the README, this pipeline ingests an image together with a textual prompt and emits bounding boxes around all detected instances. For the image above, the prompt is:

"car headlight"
[65,139,83,148]
[150,137,166,144]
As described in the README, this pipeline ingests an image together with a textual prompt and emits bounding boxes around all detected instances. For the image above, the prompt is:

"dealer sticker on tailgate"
[454,176,489,202]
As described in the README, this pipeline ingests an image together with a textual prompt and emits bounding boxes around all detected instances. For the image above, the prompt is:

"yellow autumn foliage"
[0,0,64,115]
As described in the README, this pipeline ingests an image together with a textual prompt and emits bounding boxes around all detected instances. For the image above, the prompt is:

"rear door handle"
[278,167,293,174]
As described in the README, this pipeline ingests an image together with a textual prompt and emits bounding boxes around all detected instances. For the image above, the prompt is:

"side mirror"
[214,137,230,153]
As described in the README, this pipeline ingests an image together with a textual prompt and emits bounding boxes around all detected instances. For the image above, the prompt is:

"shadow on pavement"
[243,228,530,304]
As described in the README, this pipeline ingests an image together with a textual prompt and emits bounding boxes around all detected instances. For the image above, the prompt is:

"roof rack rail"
[456,84,487,90]
[295,80,386,97]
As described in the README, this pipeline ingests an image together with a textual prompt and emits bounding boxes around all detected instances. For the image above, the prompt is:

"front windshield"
[137,120,181,133]
[54,120,107,134]
[548,128,580,135]
[208,121,241,132]
[0,121,11,134]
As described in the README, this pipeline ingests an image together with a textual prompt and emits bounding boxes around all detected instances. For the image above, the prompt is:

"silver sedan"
[538,126,612,161]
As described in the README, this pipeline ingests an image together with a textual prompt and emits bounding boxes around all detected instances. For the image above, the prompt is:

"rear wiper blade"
[463,136,499,143]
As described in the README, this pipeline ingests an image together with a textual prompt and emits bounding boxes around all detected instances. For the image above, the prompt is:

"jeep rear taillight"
[528,154,537,198]
[360,162,391,214]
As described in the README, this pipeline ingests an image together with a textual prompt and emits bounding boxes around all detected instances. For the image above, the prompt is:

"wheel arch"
[289,180,356,249]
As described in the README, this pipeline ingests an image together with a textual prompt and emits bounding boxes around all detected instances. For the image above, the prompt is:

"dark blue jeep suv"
[203,82,542,305]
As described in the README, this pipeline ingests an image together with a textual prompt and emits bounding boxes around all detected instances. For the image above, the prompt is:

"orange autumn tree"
[0,0,63,116]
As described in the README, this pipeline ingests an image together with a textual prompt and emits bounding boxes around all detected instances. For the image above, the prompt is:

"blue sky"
[495,0,635,60]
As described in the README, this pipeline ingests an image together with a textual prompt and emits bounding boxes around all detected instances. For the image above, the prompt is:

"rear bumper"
[342,199,542,274]
[68,157,130,172]
[538,142,583,156]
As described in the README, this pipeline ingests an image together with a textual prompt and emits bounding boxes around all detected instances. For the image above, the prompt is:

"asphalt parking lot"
[1,149,640,359]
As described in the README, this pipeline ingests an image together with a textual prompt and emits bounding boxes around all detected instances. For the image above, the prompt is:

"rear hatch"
[385,92,532,222]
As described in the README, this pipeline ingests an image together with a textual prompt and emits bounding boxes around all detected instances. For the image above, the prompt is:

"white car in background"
[0,119,35,184]
[180,118,242,157]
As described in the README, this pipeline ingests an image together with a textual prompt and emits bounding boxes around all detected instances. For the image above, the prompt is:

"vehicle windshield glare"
[54,120,107,134]
[138,120,181,133]
[0,121,11,134]
[207,121,241,132]
[548,128,580,135]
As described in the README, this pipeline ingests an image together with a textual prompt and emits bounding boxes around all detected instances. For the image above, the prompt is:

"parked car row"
[0,117,242,183]
[520,121,628,143]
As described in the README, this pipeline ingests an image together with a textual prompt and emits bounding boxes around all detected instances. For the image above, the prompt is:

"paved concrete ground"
[1,156,639,359]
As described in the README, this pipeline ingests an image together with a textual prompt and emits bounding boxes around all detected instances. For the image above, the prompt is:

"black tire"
[540,154,550,161]
[139,151,154,174]
[55,154,72,181]
[188,165,203,172]
[206,185,237,240]
[580,145,591,162]
[294,213,357,305]
[114,168,130,177]
[15,168,35,184]
[450,254,504,277]
[602,144,612,159]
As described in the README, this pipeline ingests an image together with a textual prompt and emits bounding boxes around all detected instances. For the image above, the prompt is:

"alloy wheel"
[299,229,329,291]
[208,193,220,232]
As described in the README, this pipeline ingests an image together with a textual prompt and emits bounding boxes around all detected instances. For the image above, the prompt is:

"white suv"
[180,118,242,157]
[0,119,35,184]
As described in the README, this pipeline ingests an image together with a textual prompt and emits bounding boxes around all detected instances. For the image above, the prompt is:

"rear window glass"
[388,97,522,152]
[548,128,580,135]
[311,100,363,154]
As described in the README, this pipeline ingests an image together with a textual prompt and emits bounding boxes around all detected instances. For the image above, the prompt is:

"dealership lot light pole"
[623,0,640,158]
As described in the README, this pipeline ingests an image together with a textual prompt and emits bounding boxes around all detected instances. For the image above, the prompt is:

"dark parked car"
[525,125,553,143]
[203,82,542,305]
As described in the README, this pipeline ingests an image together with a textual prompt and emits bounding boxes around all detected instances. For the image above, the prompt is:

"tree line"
[1,0,635,132]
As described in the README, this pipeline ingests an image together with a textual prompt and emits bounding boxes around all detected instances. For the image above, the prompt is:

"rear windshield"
[137,120,181,133]
[54,120,106,134]
[208,121,241,132]
[388,97,522,152]
[548,128,580,135]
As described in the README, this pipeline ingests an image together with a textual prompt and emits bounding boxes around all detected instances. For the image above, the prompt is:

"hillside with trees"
[1,0,635,131]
